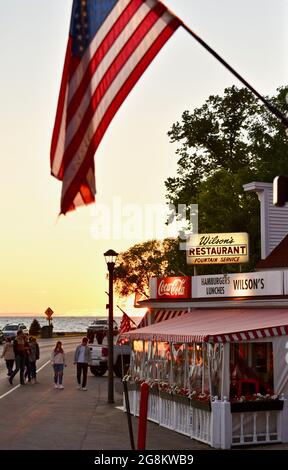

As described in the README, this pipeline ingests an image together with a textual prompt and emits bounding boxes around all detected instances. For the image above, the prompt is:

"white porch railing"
[175,401,191,436]
[147,392,159,423]
[230,398,288,447]
[220,397,288,448]
[124,388,288,449]
[190,406,212,443]
[159,395,212,443]
[125,389,213,446]
[125,388,140,416]
[159,395,175,430]
[231,411,280,445]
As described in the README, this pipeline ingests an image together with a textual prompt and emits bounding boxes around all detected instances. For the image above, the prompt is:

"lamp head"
[104,249,118,267]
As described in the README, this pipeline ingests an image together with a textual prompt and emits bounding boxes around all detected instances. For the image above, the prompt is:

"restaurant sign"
[156,276,191,299]
[186,232,249,265]
[192,271,283,298]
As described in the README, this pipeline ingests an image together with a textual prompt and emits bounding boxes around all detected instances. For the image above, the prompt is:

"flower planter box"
[231,400,283,413]
[160,391,190,404]
[190,400,212,412]
[159,391,211,410]
[159,391,174,402]
[173,394,190,405]
[126,382,160,395]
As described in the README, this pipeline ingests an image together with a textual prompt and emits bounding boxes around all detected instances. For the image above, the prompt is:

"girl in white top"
[1,337,15,377]
[51,341,66,389]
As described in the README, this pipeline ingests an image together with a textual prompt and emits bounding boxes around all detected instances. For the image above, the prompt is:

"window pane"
[230,342,274,398]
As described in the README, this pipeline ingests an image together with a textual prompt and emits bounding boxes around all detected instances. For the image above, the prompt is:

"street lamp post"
[104,249,118,404]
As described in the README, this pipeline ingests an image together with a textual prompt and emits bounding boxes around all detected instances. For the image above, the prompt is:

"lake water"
[0,316,142,333]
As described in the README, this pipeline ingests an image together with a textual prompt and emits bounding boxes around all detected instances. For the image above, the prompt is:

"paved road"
[0,337,287,451]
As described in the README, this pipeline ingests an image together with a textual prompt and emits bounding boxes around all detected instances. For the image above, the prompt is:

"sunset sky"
[0,0,286,317]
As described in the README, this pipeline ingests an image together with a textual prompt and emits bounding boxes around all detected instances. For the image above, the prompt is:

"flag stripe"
[50,37,74,178]
[61,17,179,213]
[119,311,136,334]
[64,8,174,171]
[51,54,81,180]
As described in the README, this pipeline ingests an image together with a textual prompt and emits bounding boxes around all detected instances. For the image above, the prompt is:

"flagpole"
[179,22,288,129]
[163,2,286,122]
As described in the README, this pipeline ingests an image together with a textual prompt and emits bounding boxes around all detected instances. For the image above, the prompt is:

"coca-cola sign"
[157,277,191,299]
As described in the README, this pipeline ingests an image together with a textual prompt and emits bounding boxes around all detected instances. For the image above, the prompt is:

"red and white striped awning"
[137,309,186,329]
[126,308,288,343]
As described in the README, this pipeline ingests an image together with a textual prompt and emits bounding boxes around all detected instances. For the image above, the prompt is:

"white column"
[220,398,232,449]
[221,343,230,399]
[278,398,288,443]
[210,399,222,448]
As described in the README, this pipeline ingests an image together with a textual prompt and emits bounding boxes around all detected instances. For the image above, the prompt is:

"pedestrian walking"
[1,337,15,377]
[24,334,32,383]
[51,341,66,389]
[74,337,91,391]
[28,336,40,383]
[9,330,26,385]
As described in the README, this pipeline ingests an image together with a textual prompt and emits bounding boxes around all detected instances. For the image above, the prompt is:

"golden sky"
[0,1,286,316]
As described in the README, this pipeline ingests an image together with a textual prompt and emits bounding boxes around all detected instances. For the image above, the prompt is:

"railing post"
[210,397,221,448]
[279,396,288,443]
[220,397,232,449]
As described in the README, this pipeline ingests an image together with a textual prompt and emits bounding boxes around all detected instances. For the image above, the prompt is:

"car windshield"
[89,319,118,328]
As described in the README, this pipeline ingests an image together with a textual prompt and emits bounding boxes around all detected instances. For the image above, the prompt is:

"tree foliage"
[113,238,192,297]
[29,318,41,336]
[165,85,288,272]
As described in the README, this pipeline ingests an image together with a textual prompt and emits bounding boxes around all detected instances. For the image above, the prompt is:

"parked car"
[87,318,119,332]
[0,328,4,344]
[87,319,119,344]
[87,318,119,344]
[2,323,29,339]
[89,342,131,377]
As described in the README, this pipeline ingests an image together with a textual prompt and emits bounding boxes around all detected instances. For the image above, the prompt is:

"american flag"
[119,311,137,334]
[50,0,181,215]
